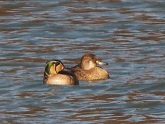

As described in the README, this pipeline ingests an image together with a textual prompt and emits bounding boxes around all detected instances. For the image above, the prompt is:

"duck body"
[72,65,109,81]
[43,60,79,85]
[71,53,109,81]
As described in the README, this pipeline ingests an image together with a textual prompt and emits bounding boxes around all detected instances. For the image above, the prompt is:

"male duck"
[43,60,79,85]
[71,53,109,81]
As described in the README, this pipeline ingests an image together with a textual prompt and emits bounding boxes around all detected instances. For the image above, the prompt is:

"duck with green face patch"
[71,53,109,81]
[43,60,79,85]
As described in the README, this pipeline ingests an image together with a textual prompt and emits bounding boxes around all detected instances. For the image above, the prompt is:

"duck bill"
[96,60,108,66]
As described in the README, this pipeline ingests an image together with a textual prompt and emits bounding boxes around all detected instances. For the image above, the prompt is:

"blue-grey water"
[0,0,165,123]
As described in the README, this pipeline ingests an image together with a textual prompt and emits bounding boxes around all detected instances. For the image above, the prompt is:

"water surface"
[0,0,165,123]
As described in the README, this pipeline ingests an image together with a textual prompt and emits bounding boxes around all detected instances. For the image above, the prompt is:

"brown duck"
[71,53,109,81]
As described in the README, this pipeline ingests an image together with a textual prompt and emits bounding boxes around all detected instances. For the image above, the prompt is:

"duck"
[43,60,79,85]
[71,53,109,81]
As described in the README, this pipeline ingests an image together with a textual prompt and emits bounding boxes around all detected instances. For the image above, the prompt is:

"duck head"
[44,60,65,75]
[80,53,108,70]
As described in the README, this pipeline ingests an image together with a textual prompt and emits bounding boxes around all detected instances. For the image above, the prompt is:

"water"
[0,0,165,123]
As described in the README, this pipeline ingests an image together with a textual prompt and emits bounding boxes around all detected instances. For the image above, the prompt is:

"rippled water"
[0,0,165,123]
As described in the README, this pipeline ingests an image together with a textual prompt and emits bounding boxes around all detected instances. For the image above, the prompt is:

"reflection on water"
[0,0,165,123]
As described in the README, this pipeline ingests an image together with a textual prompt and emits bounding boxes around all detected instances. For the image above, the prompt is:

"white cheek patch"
[89,61,95,68]
[83,60,95,70]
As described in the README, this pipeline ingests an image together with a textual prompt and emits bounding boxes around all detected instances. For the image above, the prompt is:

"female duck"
[71,53,109,81]
[43,60,79,85]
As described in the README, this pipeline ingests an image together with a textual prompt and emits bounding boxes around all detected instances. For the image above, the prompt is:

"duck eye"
[55,61,60,66]
[91,56,95,60]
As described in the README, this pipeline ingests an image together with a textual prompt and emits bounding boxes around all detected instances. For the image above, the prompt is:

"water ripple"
[0,0,165,123]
